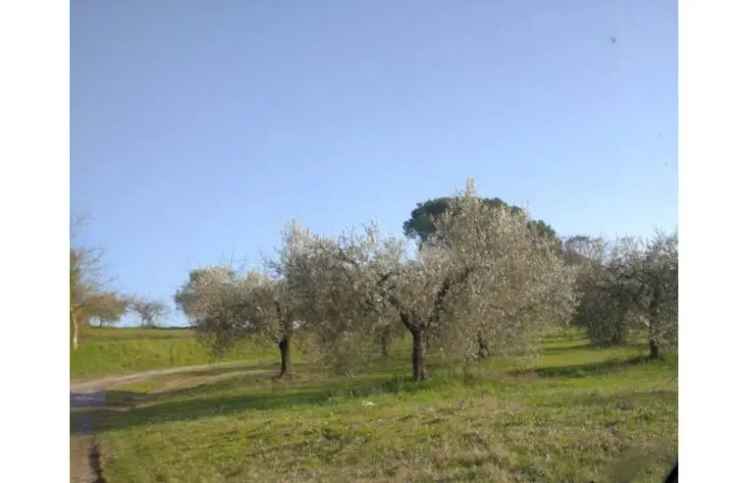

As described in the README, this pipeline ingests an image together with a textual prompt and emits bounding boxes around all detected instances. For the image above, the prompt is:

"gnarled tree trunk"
[410,327,427,381]
[649,338,660,359]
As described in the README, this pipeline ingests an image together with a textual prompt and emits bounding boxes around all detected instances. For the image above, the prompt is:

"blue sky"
[71,0,677,326]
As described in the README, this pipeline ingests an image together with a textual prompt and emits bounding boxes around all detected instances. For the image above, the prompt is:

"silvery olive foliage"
[175,267,300,374]
[174,223,315,376]
[277,223,404,374]
[173,179,672,381]
[569,232,678,357]
[412,180,577,365]
[644,232,678,355]
[565,236,633,345]
[293,179,577,380]
[614,232,678,358]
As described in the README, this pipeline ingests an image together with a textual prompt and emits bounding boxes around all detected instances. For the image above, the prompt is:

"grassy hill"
[71,327,277,380]
[72,330,677,482]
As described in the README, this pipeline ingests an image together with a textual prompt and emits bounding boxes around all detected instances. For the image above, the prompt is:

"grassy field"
[71,327,277,380]
[72,330,677,482]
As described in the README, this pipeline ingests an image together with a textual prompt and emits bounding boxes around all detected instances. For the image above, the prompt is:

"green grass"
[71,327,277,380]
[74,330,677,482]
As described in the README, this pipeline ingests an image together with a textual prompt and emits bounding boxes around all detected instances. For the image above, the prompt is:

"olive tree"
[176,267,301,377]
[389,182,574,379]
[564,236,632,345]
[173,266,236,324]
[277,224,397,374]
[431,188,576,362]
[570,233,678,358]
[643,232,678,357]
[297,180,576,381]
[175,224,313,378]
[613,232,678,358]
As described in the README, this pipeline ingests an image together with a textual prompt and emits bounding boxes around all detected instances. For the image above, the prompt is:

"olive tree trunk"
[278,336,291,378]
[410,327,427,381]
[649,338,660,359]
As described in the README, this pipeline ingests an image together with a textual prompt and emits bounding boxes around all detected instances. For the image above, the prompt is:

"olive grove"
[174,180,675,381]
[284,181,577,380]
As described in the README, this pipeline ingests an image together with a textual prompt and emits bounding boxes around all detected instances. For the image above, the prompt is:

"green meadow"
[70,327,275,380]
[72,329,677,482]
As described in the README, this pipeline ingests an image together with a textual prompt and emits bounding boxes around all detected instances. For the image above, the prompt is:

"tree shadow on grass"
[542,340,648,357]
[516,355,654,379]
[74,351,665,436]
[163,362,281,379]
[541,344,593,356]
[97,360,321,403]
[71,388,330,435]
[70,367,443,435]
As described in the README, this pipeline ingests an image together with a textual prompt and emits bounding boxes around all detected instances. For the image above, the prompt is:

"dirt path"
[70,361,259,483]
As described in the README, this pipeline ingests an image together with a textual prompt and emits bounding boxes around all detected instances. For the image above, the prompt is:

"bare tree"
[70,218,127,348]
[85,292,129,327]
[70,245,126,348]
[70,247,103,349]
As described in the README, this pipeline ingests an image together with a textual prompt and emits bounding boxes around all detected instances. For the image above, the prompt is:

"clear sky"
[71,0,677,326]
